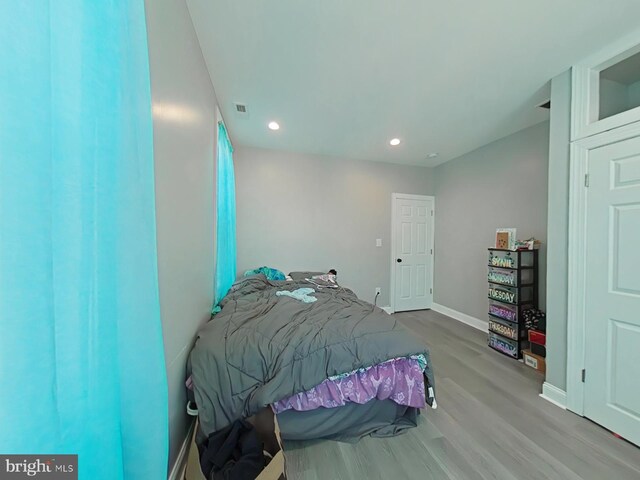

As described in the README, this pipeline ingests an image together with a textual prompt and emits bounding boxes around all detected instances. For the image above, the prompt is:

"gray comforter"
[189,275,435,436]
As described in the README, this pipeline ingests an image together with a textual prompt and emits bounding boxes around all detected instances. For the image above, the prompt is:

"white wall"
[145,0,217,471]
[545,70,571,392]
[629,80,640,108]
[600,78,631,119]
[433,122,549,323]
[600,78,640,119]
[234,147,434,306]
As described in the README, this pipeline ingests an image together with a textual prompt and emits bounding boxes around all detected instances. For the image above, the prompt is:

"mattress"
[277,399,420,441]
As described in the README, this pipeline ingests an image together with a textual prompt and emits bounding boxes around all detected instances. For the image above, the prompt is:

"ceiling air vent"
[234,103,248,115]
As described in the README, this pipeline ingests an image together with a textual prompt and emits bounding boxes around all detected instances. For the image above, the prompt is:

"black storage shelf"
[486,264,535,271]
[488,328,529,344]
[487,295,517,306]
[488,313,518,324]
[488,337,531,360]
[488,279,535,288]
[487,248,538,360]
[489,314,526,333]
[488,248,532,252]
[489,297,535,309]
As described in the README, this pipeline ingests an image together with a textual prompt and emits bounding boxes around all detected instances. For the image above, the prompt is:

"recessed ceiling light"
[389,138,401,146]
[427,152,439,158]
[268,121,280,131]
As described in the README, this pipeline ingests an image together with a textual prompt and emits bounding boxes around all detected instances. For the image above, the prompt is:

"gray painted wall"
[234,147,434,306]
[600,78,631,120]
[545,70,572,392]
[433,122,549,322]
[145,0,217,470]
[600,78,640,119]
[629,80,640,109]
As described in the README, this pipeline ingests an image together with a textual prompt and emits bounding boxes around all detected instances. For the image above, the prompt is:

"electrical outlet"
[375,287,381,296]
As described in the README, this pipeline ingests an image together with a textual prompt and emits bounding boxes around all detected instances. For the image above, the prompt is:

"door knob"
[396,258,402,263]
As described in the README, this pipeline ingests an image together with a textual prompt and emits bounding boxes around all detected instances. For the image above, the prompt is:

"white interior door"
[392,194,434,312]
[584,135,640,446]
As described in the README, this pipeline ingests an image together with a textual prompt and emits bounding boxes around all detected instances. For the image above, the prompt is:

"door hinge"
[581,369,586,383]
[431,210,433,216]
[584,174,589,187]
[430,288,433,294]
[430,248,433,254]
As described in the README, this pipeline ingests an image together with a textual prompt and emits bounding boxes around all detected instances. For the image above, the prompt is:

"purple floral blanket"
[272,357,426,413]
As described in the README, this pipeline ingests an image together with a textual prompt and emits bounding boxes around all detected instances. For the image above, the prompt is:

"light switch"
[376,238,382,247]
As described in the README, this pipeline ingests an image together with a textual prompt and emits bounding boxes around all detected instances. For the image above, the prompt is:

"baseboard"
[381,306,392,315]
[168,419,196,480]
[540,382,567,410]
[431,303,488,332]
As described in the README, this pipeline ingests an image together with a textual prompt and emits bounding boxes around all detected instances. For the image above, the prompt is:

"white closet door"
[584,135,640,446]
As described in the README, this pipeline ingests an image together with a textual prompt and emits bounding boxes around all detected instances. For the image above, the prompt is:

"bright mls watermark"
[0,455,77,479]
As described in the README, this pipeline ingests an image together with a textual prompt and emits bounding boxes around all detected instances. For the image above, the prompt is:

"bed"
[188,273,436,441]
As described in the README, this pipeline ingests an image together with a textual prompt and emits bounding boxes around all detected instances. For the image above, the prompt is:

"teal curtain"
[214,122,237,305]
[0,2,168,479]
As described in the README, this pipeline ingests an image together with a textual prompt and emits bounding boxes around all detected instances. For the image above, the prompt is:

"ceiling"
[186,0,640,166]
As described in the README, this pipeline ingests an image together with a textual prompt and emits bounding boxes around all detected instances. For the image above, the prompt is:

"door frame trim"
[389,193,435,314]
[567,121,640,414]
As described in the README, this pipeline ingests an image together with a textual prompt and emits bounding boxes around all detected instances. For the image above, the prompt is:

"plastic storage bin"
[488,300,517,322]
[488,250,517,268]
[488,284,533,304]
[488,249,535,269]
[487,267,534,286]
[489,317,519,340]
[488,267,517,286]
[488,331,520,358]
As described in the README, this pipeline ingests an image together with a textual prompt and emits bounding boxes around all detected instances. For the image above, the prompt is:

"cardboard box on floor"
[523,349,546,374]
[185,408,286,480]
